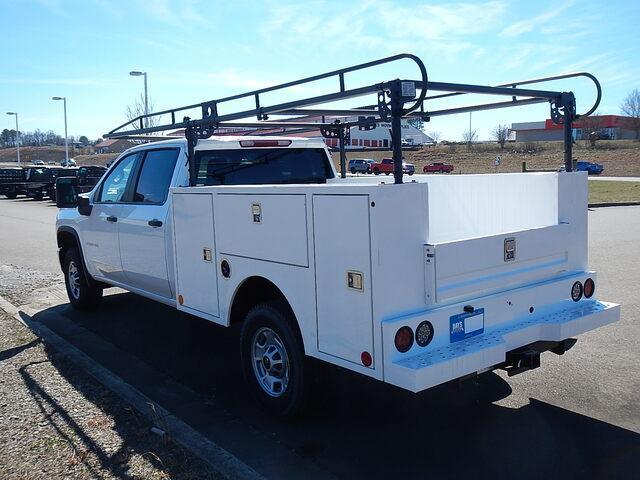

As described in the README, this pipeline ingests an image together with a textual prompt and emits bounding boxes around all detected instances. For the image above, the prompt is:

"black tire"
[63,247,102,310]
[350,168,356,174]
[384,172,390,175]
[373,168,380,175]
[408,171,414,176]
[240,302,309,419]
[4,193,17,199]
[366,168,371,174]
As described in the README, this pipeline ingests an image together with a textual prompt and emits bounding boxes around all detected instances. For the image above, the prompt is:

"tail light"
[584,278,595,298]
[239,140,291,147]
[415,321,434,347]
[571,281,583,302]
[394,326,414,353]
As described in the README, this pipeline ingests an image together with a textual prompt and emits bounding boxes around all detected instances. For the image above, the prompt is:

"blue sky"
[1,0,638,141]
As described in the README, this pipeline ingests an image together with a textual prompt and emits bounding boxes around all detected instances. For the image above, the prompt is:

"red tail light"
[394,326,414,353]
[584,278,595,298]
[239,140,291,147]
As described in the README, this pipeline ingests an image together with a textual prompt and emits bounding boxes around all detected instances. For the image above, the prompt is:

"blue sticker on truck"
[449,308,485,343]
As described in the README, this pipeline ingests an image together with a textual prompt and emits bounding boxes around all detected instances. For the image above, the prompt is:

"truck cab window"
[194,148,334,186]
[133,149,179,204]
[97,153,137,203]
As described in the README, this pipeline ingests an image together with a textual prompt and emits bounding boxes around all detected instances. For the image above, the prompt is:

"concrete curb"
[0,294,266,480]
[588,201,640,208]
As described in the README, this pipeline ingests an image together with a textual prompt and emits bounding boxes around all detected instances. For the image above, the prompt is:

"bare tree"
[427,130,441,144]
[126,92,159,130]
[462,128,477,149]
[491,124,509,150]
[620,88,640,140]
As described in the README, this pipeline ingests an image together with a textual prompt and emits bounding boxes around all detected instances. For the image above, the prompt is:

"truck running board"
[500,338,577,377]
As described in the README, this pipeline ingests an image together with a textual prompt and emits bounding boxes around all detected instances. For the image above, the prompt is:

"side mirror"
[77,194,93,216]
[55,177,79,208]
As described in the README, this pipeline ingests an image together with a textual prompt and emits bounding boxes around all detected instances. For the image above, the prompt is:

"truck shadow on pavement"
[29,291,640,480]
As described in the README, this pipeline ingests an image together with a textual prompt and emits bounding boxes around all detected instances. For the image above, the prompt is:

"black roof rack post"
[389,80,405,185]
[185,122,197,186]
[562,92,577,172]
[338,128,347,179]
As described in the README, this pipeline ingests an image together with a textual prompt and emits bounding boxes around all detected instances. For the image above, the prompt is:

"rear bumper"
[382,274,620,392]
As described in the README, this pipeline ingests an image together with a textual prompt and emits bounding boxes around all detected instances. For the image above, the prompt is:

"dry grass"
[589,181,640,203]
[331,140,640,177]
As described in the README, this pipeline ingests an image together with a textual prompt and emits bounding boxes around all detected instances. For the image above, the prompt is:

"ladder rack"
[105,53,601,185]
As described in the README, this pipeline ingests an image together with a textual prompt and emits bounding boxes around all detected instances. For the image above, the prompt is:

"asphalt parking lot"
[1,197,639,479]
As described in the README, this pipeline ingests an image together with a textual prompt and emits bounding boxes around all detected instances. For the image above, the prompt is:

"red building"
[511,115,637,141]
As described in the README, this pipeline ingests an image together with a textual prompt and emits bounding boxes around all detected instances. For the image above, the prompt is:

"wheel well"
[229,276,302,345]
[57,230,79,268]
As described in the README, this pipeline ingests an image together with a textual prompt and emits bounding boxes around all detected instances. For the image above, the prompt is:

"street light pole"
[129,70,148,128]
[52,97,69,165]
[5,112,20,166]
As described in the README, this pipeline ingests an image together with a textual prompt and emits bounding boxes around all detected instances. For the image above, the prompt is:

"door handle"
[148,219,163,227]
[106,215,118,223]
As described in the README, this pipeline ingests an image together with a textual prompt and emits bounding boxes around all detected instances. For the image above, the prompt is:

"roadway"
[0,197,638,479]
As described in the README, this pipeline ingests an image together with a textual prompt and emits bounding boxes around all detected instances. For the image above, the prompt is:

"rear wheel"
[240,302,308,419]
[350,167,356,174]
[63,248,102,310]
[373,168,380,175]
[4,193,17,199]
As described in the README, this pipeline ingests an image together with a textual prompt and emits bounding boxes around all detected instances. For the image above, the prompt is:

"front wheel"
[63,248,103,310]
[350,168,356,174]
[240,302,308,419]
[4,193,17,199]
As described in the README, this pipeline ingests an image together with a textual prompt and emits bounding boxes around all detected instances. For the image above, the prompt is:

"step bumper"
[386,300,620,392]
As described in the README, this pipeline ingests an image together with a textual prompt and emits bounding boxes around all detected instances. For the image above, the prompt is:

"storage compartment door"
[173,193,219,317]
[313,195,373,365]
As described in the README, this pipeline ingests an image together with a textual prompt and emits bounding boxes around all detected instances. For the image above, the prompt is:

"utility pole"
[130,70,149,128]
[52,97,69,165]
[5,112,20,165]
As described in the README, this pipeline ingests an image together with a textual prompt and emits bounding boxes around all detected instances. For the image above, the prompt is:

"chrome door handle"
[148,219,163,227]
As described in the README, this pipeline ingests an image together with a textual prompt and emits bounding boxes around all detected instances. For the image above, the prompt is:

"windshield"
[27,168,52,182]
[194,148,334,186]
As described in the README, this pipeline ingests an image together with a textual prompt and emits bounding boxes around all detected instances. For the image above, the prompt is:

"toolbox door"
[313,195,373,366]
[173,193,219,317]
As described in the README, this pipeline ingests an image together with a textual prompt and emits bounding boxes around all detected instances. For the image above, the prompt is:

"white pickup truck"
[56,135,620,417]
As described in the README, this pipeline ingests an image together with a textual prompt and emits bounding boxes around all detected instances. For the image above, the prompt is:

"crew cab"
[56,136,619,418]
[423,162,454,174]
[372,158,414,175]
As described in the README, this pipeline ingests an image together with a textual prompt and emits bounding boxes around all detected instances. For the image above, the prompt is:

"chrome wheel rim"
[68,261,81,300]
[251,327,290,397]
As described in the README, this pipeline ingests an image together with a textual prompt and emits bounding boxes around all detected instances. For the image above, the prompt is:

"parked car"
[559,161,604,175]
[32,159,45,165]
[372,158,393,175]
[61,159,77,167]
[24,166,77,200]
[576,161,603,175]
[372,158,415,176]
[423,162,454,174]
[403,162,415,175]
[0,167,27,198]
[348,158,374,174]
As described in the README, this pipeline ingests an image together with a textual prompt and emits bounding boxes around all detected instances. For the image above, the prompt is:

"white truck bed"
[169,171,619,390]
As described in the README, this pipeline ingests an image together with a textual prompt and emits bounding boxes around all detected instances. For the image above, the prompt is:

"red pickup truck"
[423,162,454,174]
[372,158,415,175]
